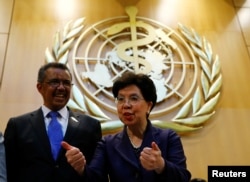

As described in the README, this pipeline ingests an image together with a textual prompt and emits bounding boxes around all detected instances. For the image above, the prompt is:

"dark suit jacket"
[85,121,191,182]
[0,132,7,182]
[4,108,102,182]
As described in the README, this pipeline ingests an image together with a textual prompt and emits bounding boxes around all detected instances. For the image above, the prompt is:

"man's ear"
[36,83,42,93]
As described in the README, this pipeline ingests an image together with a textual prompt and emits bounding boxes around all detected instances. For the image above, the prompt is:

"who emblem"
[45,6,222,135]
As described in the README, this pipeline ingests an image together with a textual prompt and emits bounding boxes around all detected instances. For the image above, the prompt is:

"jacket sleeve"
[0,132,7,182]
[156,129,191,182]
[4,118,18,182]
[83,137,109,182]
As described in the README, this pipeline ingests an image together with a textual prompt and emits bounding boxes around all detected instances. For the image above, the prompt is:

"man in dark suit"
[0,132,6,182]
[4,62,102,182]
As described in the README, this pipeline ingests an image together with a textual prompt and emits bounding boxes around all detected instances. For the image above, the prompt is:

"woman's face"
[116,85,153,127]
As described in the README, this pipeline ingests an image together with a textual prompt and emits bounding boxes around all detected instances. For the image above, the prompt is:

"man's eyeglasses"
[44,79,73,88]
[115,95,144,105]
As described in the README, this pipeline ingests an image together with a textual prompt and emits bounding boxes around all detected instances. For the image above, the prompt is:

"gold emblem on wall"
[45,6,222,135]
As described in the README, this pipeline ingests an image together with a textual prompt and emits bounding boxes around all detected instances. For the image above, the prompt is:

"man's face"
[37,67,72,111]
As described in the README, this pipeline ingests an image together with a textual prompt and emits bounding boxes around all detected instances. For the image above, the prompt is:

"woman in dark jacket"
[64,71,191,182]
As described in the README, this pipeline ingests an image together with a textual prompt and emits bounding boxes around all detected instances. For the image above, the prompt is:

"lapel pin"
[70,116,79,123]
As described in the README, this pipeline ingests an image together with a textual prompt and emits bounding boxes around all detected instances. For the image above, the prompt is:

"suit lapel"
[30,108,53,159]
[62,110,80,141]
[29,108,82,161]
[114,122,161,169]
[114,129,140,169]
[56,110,80,159]
[141,122,160,149]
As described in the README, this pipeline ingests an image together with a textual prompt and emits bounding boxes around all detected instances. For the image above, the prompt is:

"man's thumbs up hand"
[61,141,86,175]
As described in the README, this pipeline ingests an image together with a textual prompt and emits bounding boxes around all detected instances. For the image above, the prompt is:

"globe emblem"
[71,6,199,119]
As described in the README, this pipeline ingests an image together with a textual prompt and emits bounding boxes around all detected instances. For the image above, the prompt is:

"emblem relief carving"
[45,6,222,135]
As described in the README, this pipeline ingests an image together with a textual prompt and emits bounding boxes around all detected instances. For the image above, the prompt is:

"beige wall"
[1,0,250,180]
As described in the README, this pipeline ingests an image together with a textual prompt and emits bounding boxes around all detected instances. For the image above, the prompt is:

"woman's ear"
[147,101,153,112]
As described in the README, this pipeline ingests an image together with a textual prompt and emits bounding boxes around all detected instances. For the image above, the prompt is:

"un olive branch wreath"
[45,19,222,135]
[171,23,222,126]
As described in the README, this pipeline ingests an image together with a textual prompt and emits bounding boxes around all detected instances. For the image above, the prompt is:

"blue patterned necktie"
[47,111,63,160]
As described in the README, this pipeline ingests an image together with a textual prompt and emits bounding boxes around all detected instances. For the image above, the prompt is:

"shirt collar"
[41,105,68,119]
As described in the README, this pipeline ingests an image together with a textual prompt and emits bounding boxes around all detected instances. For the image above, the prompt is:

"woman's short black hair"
[112,71,157,111]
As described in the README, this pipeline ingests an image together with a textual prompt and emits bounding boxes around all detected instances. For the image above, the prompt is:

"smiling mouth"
[54,92,66,97]
[55,94,64,98]
[54,94,67,101]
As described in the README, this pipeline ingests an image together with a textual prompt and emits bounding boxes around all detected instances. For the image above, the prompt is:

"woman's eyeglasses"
[115,95,144,105]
